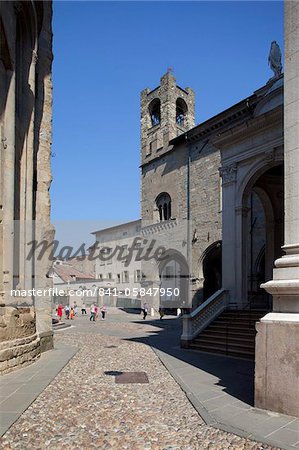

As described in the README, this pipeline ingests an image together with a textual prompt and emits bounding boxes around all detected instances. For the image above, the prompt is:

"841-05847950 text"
[97,287,180,297]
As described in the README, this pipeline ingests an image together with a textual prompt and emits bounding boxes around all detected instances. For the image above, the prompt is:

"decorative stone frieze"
[219,163,237,185]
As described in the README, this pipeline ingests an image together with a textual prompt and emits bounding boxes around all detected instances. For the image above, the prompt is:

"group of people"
[57,301,165,323]
[56,302,80,320]
[55,302,107,322]
[89,304,107,322]
[141,303,165,320]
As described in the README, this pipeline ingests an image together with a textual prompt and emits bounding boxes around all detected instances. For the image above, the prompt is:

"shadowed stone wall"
[0,1,54,373]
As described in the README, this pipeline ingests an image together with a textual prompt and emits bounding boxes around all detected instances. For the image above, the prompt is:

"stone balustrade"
[181,289,229,347]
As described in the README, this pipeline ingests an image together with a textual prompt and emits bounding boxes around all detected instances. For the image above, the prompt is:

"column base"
[261,249,299,312]
[39,330,54,353]
[255,313,299,417]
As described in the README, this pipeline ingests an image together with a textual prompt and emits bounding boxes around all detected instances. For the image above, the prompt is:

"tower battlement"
[140,71,195,165]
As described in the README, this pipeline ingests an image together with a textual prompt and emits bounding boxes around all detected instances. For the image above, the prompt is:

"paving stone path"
[0,314,280,449]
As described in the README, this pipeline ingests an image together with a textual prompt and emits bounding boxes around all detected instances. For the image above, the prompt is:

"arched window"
[149,99,161,126]
[156,193,172,221]
[176,98,188,126]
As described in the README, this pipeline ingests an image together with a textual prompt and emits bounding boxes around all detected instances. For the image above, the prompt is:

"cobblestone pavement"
[0,313,280,449]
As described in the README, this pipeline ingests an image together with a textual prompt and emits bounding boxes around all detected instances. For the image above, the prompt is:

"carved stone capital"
[219,163,237,185]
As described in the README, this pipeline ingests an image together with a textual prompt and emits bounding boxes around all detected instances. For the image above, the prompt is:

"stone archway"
[158,250,189,310]
[242,164,284,309]
[200,241,222,301]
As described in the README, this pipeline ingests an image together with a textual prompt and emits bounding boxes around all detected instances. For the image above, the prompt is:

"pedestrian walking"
[100,305,107,320]
[74,302,78,316]
[142,302,149,320]
[70,307,75,320]
[158,307,165,320]
[90,304,96,322]
[57,304,63,321]
[64,305,70,320]
[81,303,87,315]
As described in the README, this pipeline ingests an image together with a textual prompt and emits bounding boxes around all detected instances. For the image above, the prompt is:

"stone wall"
[140,74,222,308]
[0,307,40,374]
[0,1,54,374]
[141,139,221,306]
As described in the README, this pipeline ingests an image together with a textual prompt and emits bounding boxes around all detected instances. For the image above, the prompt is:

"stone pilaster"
[34,1,55,352]
[2,70,16,301]
[255,0,299,417]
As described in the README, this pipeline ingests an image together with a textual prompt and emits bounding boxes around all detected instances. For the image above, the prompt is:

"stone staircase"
[189,310,268,359]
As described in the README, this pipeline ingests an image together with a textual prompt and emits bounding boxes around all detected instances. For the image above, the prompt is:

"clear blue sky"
[52,1,283,225]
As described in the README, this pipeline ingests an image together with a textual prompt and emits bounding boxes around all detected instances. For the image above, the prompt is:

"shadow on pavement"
[125,316,254,405]
[119,308,141,315]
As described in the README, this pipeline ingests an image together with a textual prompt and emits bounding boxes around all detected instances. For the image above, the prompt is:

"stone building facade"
[255,1,299,417]
[48,260,97,308]
[141,71,222,309]
[141,69,284,312]
[0,1,54,373]
[140,19,299,415]
[92,220,143,308]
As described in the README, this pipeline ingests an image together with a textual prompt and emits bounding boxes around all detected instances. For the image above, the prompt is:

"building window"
[116,274,121,283]
[135,270,141,283]
[156,192,172,221]
[107,273,112,280]
[98,274,103,280]
[176,98,188,126]
[149,99,161,127]
[122,271,129,283]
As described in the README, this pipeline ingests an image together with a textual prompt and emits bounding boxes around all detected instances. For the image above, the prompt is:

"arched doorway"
[159,250,189,310]
[202,241,222,301]
[243,164,284,309]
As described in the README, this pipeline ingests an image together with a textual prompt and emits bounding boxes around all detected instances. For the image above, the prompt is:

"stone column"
[2,70,16,303]
[255,1,299,417]
[23,50,37,296]
[34,1,54,352]
[220,163,239,306]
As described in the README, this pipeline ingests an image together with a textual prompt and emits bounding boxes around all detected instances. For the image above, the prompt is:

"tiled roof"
[53,264,95,283]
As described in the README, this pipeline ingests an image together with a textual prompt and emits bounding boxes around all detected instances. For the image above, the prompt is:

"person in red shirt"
[57,304,63,321]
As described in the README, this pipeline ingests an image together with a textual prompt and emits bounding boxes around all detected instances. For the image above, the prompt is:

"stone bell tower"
[140,70,195,165]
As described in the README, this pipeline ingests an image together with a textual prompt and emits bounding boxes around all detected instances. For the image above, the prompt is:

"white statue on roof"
[268,41,282,78]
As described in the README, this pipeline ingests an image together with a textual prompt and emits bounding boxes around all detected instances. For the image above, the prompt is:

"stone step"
[193,336,255,348]
[208,324,256,334]
[210,320,257,329]
[189,342,255,359]
[219,314,264,321]
[53,321,71,330]
[188,308,265,359]
[197,333,256,345]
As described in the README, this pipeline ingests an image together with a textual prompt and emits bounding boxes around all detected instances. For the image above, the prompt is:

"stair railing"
[181,289,229,344]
